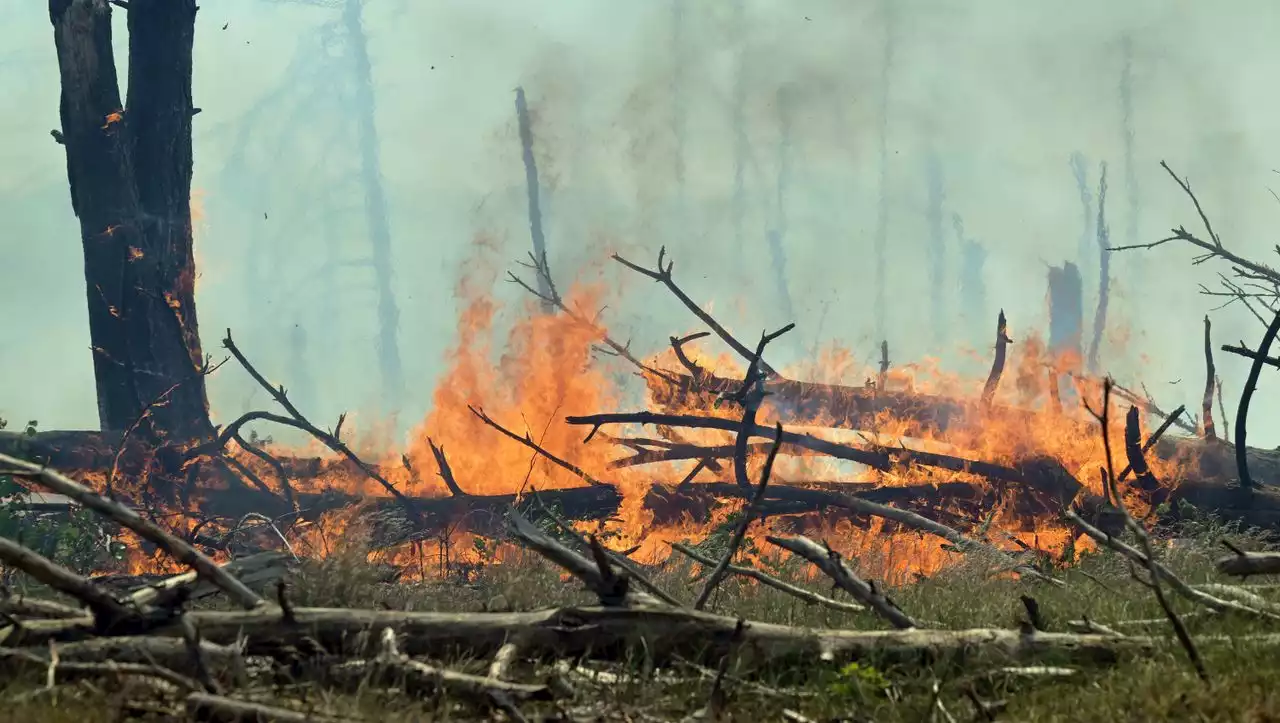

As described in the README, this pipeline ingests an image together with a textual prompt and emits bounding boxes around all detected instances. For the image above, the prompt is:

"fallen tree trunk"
[2,604,1152,669]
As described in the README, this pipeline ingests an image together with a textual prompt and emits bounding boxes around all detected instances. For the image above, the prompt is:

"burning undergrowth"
[47,244,1206,588]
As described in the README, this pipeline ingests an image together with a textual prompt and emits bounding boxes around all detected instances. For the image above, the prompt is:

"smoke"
[4,0,1280,447]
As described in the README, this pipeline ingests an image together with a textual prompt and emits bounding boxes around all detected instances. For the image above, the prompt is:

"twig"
[1234,310,1280,491]
[470,406,605,487]
[0,453,264,610]
[669,331,711,383]
[214,330,416,512]
[670,543,864,614]
[232,433,298,511]
[767,535,917,629]
[694,423,783,610]
[1223,343,1280,369]
[613,247,783,377]
[507,252,675,383]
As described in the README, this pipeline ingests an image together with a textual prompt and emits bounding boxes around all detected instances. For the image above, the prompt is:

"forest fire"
[76,246,1205,589]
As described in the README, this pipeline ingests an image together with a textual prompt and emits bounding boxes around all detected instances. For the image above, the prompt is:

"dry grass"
[6,515,1280,721]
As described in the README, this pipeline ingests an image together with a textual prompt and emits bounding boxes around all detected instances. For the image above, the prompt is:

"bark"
[7,605,1151,670]
[50,0,214,443]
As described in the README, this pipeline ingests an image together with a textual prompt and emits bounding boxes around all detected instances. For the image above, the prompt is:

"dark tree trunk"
[49,0,213,444]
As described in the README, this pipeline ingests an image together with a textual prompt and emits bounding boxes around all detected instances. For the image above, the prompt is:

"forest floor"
[4,514,1280,722]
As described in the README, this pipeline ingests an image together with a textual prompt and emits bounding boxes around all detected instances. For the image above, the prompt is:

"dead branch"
[1217,550,1280,578]
[613,247,782,377]
[426,438,466,496]
[324,654,555,703]
[504,507,660,607]
[12,605,1156,670]
[1111,162,1280,288]
[981,310,1012,408]
[1084,380,1207,682]
[1121,406,1160,493]
[185,691,362,723]
[0,597,83,620]
[0,537,131,626]
[471,406,605,486]
[232,433,297,511]
[733,325,794,490]
[0,453,263,610]
[212,330,416,512]
[1065,509,1280,621]
[1223,343,1280,369]
[670,331,711,384]
[507,250,676,383]
[1117,404,1185,483]
[1234,310,1280,491]
[126,552,291,609]
[767,535,917,629]
[527,489,683,607]
[669,543,864,614]
[694,423,783,609]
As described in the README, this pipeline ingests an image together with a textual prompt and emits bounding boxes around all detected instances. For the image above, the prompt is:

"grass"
[5,515,1280,721]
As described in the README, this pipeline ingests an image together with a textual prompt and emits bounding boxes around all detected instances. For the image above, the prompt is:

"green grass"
[6,516,1280,721]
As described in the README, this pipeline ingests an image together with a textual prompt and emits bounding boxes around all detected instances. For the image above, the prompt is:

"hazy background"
[3,0,1280,448]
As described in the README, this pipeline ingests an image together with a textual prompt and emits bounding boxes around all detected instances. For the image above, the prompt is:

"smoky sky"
[4,0,1280,449]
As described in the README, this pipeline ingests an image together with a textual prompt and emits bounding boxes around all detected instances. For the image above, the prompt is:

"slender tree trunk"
[670,0,687,209]
[730,0,748,273]
[1087,163,1111,374]
[344,0,404,410]
[514,87,553,312]
[873,0,895,345]
[767,87,796,325]
[50,0,213,443]
[1120,35,1141,294]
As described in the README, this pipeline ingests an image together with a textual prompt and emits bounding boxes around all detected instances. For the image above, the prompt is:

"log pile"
[0,433,1279,719]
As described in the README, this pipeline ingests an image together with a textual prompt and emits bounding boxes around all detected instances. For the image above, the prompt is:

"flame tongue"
[81,270,1184,585]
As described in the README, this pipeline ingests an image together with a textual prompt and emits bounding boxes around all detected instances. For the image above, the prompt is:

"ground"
[2,514,1280,722]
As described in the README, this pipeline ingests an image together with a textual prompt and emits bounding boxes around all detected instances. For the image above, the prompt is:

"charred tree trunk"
[1047,263,1084,408]
[344,0,405,411]
[50,0,214,444]
[515,87,553,313]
